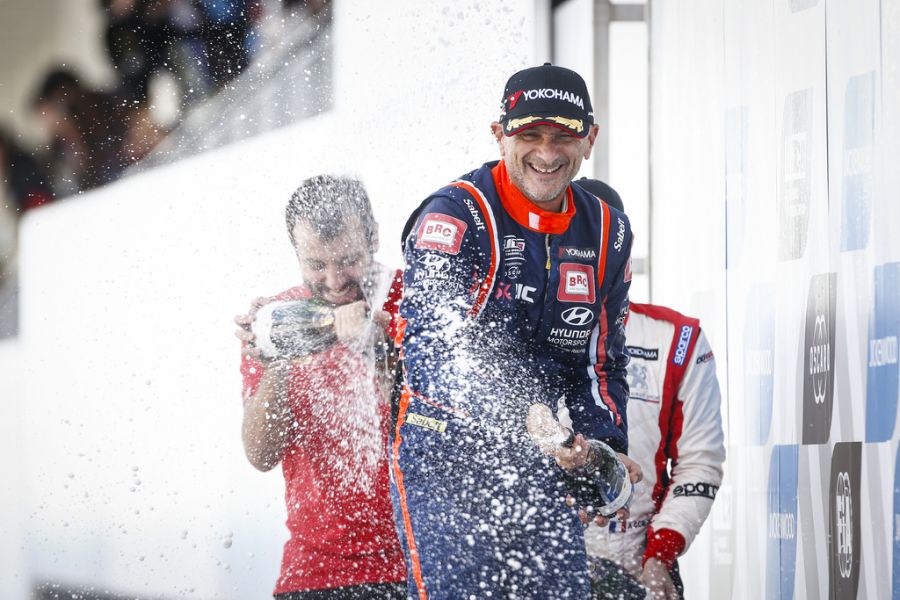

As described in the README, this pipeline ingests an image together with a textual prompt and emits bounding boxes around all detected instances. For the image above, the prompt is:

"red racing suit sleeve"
[644,328,725,567]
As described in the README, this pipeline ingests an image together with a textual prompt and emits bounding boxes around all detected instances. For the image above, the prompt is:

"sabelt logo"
[561,307,594,326]
[673,325,694,366]
[835,471,853,579]
[614,217,626,251]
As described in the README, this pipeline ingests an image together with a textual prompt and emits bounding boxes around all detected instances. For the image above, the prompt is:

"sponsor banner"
[802,273,837,444]
[828,442,861,599]
[745,283,776,446]
[777,88,813,261]
[766,444,800,600]
[866,262,900,442]
[840,71,876,252]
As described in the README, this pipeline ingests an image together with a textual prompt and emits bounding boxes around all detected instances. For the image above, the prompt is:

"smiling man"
[391,64,639,599]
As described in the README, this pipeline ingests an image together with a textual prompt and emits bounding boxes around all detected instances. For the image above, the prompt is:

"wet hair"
[285,175,377,250]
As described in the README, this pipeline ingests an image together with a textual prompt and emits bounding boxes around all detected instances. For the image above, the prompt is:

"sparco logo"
[672,482,718,500]
[522,88,584,109]
[835,471,853,578]
[561,307,594,326]
[673,325,694,366]
[613,217,626,251]
[802,273,836,444]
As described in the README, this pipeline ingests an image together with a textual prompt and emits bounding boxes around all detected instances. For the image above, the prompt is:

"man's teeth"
[531,164,560,174]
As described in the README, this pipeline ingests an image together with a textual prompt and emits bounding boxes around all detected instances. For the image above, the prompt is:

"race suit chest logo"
[557,263,596,303]
[495,281,537,304]
[561,307,595,326]
[503,235,526,279]
[626,345,658,361]
[626,362,659,403]
[558,246,597,262]
[672,325,694,366]
[416,213,467,254]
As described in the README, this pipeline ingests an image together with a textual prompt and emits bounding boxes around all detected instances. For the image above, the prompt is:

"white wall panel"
[651,0,900,597]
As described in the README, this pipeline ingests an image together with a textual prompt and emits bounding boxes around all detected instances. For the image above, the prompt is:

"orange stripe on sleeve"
[448,181,498,319]
[391,387,428,600]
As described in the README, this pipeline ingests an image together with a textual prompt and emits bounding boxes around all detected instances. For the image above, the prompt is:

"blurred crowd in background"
[0,0,329,337]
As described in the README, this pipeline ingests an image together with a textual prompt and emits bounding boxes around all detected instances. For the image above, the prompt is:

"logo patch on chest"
[557,263,596,303]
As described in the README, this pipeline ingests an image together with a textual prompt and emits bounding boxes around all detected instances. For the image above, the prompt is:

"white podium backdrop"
[651,0,900,598]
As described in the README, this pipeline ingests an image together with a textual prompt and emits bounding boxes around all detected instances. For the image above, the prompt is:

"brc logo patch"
[558,263,596,303]
[415,213,467,254]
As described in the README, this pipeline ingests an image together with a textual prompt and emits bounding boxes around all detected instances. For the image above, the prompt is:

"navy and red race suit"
[390,160,633,599]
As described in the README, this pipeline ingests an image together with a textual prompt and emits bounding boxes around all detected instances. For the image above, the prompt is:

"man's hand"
[568,451,643,527]
[639,557,679,600]
[235,297,269,362]
[332,300,370,345]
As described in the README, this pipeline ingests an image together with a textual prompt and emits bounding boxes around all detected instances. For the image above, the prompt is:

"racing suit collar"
[491,160,576,234]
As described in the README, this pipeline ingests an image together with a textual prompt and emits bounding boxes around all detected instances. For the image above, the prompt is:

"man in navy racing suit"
[390,63,641,600]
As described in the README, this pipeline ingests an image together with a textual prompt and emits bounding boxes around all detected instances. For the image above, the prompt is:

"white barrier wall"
[651,0,900,598]
[2,2,552,598]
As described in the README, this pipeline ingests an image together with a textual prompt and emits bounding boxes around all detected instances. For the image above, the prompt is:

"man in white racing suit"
[569,178,725,600]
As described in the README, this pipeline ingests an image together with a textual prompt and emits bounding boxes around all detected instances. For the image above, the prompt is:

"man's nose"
[324,265,345,290]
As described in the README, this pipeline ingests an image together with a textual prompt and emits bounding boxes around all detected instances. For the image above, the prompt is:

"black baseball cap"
[499,63,594,138]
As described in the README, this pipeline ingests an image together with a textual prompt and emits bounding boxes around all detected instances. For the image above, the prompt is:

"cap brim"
[503,114,590,138]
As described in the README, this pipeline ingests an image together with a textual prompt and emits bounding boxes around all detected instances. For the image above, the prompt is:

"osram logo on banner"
[415,213,468,255]
[558,263,596,303]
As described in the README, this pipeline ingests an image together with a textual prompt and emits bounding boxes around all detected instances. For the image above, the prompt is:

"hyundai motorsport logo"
[802,273,836,445]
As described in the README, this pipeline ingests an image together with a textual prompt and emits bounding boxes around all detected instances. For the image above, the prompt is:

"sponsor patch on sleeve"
[623,257,633,283]
[672,325,694,366]
[672,482,719,500]
[415,213,467,254]
[696,349,715,364]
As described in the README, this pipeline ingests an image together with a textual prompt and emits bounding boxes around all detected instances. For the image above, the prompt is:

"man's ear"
[490,122,506,157]
[582,124,600,159]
